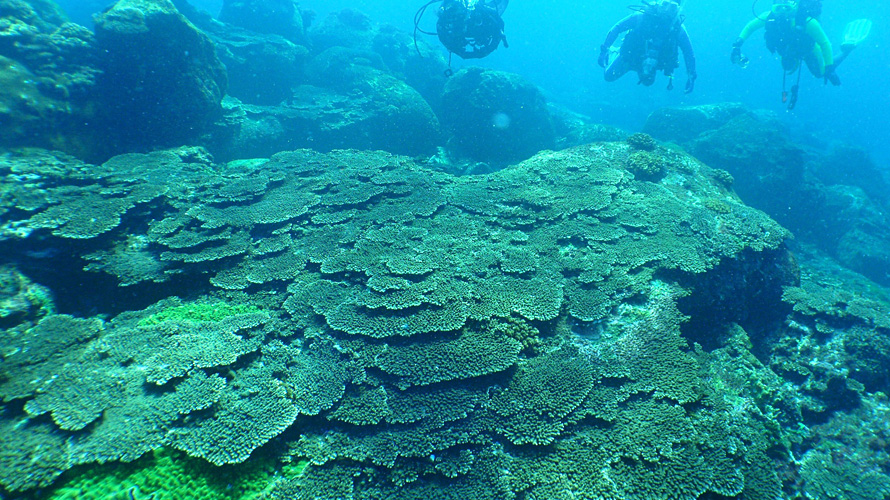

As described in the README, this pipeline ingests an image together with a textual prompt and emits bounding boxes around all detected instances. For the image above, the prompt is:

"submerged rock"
[0,265,54,329]
[172,0,311,107]
[646,103,890,287]
[309,8,375,54]
[93,0,227,152]
[816,143,890,207]
[219,0,307,46]
[642,102,752,143]
[208,72,440,160]
[308,9,449,114]
[210,26,309,106]
[440,67,556,165]
[549,103,627,151]
[0,0,102,156]
[690,113,805,222]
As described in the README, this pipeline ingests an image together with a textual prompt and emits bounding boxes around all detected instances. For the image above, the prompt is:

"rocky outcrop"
[218,0,307,45]
[644,103,890,287]
[440,67,555,165]
[208,72,440,160]
[93,0,227,152]
[0,0,101,156]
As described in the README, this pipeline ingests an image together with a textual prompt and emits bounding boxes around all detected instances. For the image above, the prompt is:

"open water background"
[59,1,888,163]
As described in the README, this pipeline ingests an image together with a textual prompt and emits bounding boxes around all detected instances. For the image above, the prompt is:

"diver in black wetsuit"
[598,0,697,93]
[415,0,509,61]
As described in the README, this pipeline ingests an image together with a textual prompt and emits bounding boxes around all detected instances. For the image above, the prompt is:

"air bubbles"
[491,112,511,129]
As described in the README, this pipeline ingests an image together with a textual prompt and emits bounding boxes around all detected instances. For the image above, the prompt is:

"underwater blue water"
[5,1,890,498]
[58,0,888,166]
[293,0,889,166]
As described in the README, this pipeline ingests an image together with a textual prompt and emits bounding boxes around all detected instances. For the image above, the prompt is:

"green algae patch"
[139,302,263,327]
[37,448,282,500]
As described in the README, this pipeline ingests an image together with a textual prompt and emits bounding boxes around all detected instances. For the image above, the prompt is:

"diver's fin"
[843,19,872,48]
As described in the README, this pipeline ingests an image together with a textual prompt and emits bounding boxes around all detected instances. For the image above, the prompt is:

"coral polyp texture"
[0,142,825,499]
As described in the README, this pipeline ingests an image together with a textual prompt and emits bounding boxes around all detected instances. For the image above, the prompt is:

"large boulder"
[93,0,227,152]
[208,74,440,160]
[689,113,806,223]
[308,8,374,54]
[371,23,449,113]
[218,0,306,45]
[440,67,555,165]
[642,102,752,144]
[309,9,448,114]
[814,144,890,207]
[172,0,310,106]
[206,45,440,159]
[647,103,890,287]
[210,25,309,105]
[0,0,102,157]
[549,103,627,150]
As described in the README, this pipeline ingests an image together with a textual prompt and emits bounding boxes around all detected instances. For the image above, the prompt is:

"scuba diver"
[414,0,509,63]
[731,0,872,109]
[598,0,697,94]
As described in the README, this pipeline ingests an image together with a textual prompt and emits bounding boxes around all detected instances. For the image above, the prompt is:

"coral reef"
[1,3,887,497]
[626,132,658,151]
[0,142,802,499]
[645,102,890,288]
[38,447,280,500]
[0,265,53,328]
[626,150,664,179]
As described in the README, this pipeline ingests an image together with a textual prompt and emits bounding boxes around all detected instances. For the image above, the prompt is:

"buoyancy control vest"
[763,3,814,61]
[621,6,683,74]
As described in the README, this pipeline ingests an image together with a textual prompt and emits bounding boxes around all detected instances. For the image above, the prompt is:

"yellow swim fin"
[843,19,872,49]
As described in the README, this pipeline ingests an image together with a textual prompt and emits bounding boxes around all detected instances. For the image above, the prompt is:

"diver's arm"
[737,15,767,44]
[493,0,508,16]
[678,25,696,93]
[678,25,696,76]
[732,15,766,65]
[805,18,834,67]
[603,14,640,48]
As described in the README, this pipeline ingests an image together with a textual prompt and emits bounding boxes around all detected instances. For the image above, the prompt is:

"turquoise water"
[3,1,890,499]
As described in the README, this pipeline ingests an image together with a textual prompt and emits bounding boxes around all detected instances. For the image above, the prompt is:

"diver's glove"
[824,64,841,86]
[684,73,696,94]
[730,38,748,67]
[598,44,609,68]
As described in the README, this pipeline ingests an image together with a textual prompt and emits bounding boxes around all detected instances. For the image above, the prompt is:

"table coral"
[0,143,798,499]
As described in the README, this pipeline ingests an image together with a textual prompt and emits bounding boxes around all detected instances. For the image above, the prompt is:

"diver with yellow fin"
[731,0,872,109]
